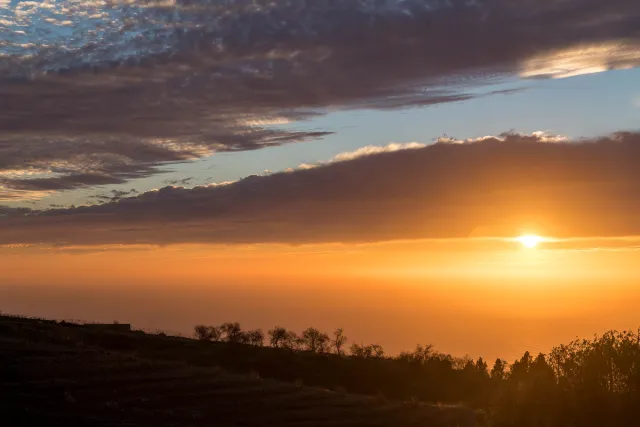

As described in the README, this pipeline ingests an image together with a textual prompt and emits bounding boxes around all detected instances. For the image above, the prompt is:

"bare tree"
[332,328,348,355]
[194,324,221,341]
[350,343,372,358]
[245,329,265,346]
[285,330,302,350]
[370,344,385,358]
[414,344,434,363]
[350,343,384,358]
[301,327,330,353]
[268,326,288,348]
[219,322,244,344]
[194,324,210,341]
[268,327,301,349]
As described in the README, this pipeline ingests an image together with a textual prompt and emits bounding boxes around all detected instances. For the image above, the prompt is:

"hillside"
[0,315,480,427]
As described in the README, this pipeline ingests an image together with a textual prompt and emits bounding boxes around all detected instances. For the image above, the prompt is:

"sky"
[1,0,640,361]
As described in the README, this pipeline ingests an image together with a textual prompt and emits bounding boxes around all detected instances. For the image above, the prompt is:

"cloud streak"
[1,0,639,199]
[3,131,640,246]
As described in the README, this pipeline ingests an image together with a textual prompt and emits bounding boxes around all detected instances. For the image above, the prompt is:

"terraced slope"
[0,320,479,427]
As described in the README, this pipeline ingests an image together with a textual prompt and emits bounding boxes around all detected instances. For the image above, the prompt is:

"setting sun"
[517,234,543,249]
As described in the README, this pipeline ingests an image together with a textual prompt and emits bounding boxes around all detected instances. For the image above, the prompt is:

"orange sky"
[2,237,639,362]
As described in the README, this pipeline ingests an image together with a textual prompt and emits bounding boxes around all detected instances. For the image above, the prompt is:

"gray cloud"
[90,188,140,204]
[0,129,331,200]
[0,206,32,218]
[3,131,640,246]
[1,0,639,199]
[164,177,195,186]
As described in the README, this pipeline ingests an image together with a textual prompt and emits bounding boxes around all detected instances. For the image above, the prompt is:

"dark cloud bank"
[1,0,640,198]
[3,132,640,246]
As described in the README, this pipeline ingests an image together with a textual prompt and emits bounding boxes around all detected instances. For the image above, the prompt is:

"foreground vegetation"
[0,315,477,427]
[2,314,639,426]
[194,322,640,426]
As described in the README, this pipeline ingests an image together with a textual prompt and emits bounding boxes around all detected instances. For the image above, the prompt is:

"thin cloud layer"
[3,131,640,246]
[1,0,639,200]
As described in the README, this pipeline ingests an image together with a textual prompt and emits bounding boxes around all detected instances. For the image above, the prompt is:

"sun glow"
[517,234,543,249]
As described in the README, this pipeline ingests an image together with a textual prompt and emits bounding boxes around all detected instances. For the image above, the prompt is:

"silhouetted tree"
[350,343,370,358]
[219,322,245,344]
[453,355,474,370]
[489,331,640,427]
[413,344,436,364]
[370,344,385,358]
[301,327,330,353]
[510,351,532,382]
[194,324,221,341]
[332,328,348,355]
[350,343,385,358]
[245,329,265,346]
[530,353,554,381]
[190,320,640,426]
[491,358,508,380]
[268,326,288,348]
[194,324,210,341]
[292,333,306,350]
[463,359,476,373]
[286,330,301,350]
[475,357,489,378]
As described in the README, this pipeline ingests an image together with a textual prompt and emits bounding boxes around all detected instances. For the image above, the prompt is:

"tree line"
[195,323,375,356]
[194,323,640,426]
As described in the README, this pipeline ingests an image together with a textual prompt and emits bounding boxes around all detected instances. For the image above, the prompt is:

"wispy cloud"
[520,42,640,79]
[296,142,427,170]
